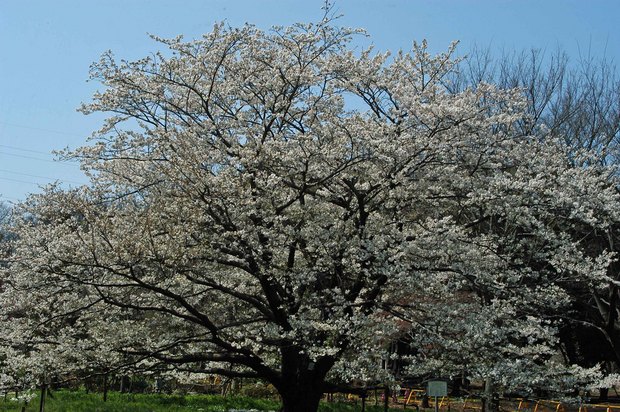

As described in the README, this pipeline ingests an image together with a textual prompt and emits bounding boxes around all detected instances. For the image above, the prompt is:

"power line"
[0,121,85,138]
[0,151,80,165]
[0,176,81,186]
[0,168,84,185]
[0,195,26,204]
[0,143,61,156]
[0,176,43,186]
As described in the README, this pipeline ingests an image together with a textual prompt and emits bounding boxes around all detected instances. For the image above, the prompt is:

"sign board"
[427,380,448,397]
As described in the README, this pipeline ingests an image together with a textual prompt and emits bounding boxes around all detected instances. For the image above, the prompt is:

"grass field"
[0,390,405,412]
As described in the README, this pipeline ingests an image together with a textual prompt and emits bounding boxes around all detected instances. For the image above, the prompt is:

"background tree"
[1,23,619,412]
[449,46,620,160]
[449,46,620,390]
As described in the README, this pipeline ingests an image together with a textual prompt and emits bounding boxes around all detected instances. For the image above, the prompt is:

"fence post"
[384,387,389,412]
[38,383,46,412]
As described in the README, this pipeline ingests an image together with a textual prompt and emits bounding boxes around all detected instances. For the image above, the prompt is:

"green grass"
[0,391,279,412]
[0,390,406,412]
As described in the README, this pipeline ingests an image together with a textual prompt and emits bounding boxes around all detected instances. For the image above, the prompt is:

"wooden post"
[103,374,109,402]
[38,383,46,412]
[422,393,430,408]
[384,387,390,412]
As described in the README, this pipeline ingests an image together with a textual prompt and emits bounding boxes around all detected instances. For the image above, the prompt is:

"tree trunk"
[279,388,323,412]
[276,351,335,412]
[482,379,499,412]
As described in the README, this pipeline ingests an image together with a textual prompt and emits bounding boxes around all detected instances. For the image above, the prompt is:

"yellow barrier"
[535,400,564,412]
[346,393,359,401]
[398,395,620,412]
[514,398,620,412]
[462,396,483,411]
[437,396,450,409]
[516,398,565,412]
[404,389,425,405]
[403,394,480,411]
[399,389,455,409]
[395,392,620,412]
[582,404,620,412]
[401,390,452,409]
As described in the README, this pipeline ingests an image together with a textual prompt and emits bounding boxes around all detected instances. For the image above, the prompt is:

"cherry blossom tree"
[1,22,619,411]
[448,47,620,394]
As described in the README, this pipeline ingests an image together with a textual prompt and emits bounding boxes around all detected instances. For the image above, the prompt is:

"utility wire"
[0,143,63,156]
[0,121,85,138]
[0,176,44,186]
[0,176,81,186]
[0,168,84,185]
[0,151,80,165]
[0,195,25,204]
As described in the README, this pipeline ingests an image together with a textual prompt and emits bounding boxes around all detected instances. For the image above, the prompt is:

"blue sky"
[1,0,619,202]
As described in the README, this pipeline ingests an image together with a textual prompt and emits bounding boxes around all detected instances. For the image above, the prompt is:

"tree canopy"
[1,21,619,412]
